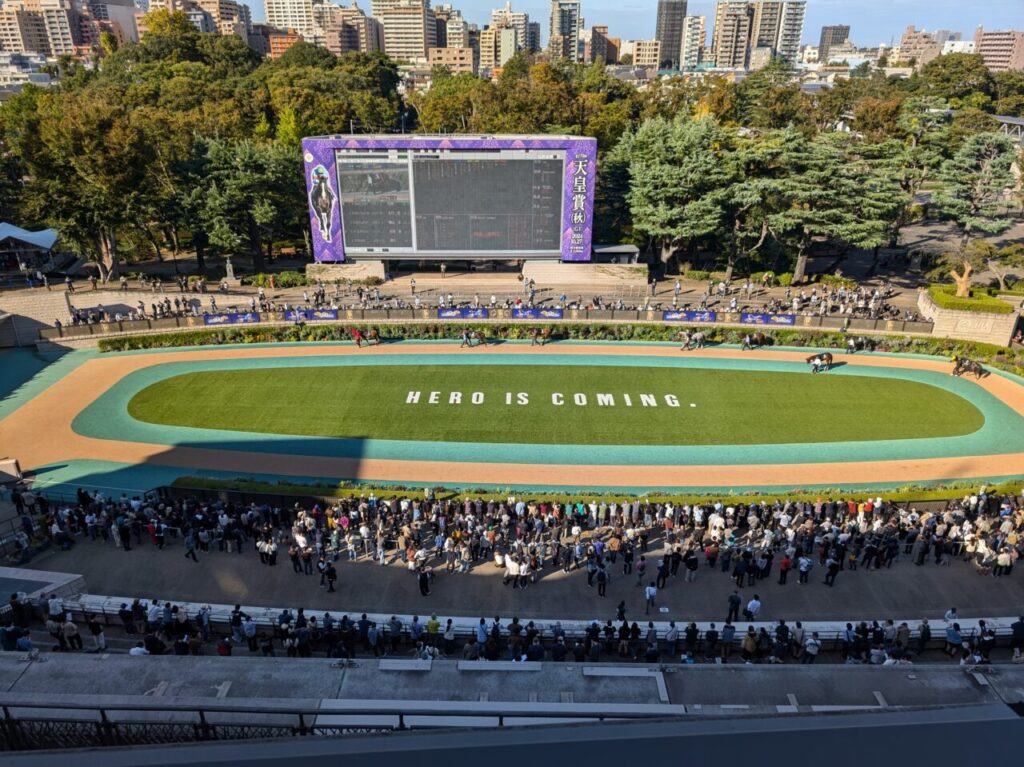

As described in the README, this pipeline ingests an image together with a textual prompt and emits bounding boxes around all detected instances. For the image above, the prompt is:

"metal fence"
[0,699,658,751]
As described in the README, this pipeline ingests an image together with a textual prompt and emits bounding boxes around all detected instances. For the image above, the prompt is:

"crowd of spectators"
[5,483,1023,664]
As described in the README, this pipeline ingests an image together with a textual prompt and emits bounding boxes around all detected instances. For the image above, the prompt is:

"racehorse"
[531,327,552,346]
[952,355,987,379]
[679,330,706,351]
[472,330,487,347]
[367,328,381,345]
[846,336,874,354]
[742,332,767,350]
[806,352,833,373]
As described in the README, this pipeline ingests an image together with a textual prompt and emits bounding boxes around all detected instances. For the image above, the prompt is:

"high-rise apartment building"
[0,5,50,55]
[526,19,539,52]
[327,2,383,53]
[774,0,803,64]
[898,25,943,67]
[265,0,314,35]
[654,0,686,69]
[748,0,803,65]
[678,14,704,68]
[491,1,527,51]
[973,27,1024,72]
[479,22,516,70]
[380,0,435,62]
[711,0,802,69]
[548,0,581,61]
[711,0,751,68]
[817,24,849,64]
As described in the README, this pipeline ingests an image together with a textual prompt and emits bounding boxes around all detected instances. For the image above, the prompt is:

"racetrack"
[3,341,1024,494]
[125,363,983,446]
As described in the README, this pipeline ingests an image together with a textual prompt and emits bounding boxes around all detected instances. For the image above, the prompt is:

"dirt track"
[2,343,1023,490]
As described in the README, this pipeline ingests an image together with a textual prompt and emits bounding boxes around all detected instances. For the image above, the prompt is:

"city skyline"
[247,0,1022,48]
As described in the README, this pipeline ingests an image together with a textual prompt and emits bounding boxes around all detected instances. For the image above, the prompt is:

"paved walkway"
[24,532,1024,623]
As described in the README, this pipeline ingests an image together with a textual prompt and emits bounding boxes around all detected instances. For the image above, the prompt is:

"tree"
[6,89,153,278]
[626,116,733,265]
[619,54,633,65]
[934,132,1017,261]
[719,127,797,279]
[919,54,995,106]
[765,133,864,283]
[594,130,635,245]
[962,240,1024,292]
[273,41,336,69]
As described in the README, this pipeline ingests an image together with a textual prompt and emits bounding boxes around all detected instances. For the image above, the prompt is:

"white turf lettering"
[665,395,680,407]
[471,392,484,404]
[597,394,615,407]
[640,394,657,407]
[449,392,462,405]
[428,391,440,404]
[574,393,587,406]
[406,391,421,404]
[552,393,564,405]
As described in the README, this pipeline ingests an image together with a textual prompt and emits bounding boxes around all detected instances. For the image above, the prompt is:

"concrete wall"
[917,289,1018,346]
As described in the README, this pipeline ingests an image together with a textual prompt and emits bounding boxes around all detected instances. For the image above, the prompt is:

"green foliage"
[96,324,1024,376]
[682,270,710,281]
[919,54,995,106]
[246,270,309,288]
[927,284,1015,314]
[934,132,1017,244]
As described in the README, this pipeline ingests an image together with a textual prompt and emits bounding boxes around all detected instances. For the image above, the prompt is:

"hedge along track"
[3,342,1024,493]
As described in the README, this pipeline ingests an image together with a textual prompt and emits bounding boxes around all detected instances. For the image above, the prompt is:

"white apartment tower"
[679,14,705,68]
[265,0,315,35]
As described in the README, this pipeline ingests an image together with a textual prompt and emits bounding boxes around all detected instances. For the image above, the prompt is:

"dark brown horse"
[742,332,767,350]
[806,352,833,373]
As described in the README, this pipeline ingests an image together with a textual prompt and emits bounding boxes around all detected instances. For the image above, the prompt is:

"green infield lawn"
[126,364,985,446]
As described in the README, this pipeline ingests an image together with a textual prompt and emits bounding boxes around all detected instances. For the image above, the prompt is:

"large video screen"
[337,159,412,249]
[335,149,564,253]
[413,158,563,251]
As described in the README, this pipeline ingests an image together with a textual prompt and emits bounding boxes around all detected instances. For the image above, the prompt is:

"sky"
[250,0,1023,48]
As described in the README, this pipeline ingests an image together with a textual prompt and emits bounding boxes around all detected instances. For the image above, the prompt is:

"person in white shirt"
[644,582,658,615]
[129,643,150,656]
[744,595,762,621]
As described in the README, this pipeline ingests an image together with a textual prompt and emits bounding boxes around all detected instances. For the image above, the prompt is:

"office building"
[654,0,686,69]
[818,24,849,64]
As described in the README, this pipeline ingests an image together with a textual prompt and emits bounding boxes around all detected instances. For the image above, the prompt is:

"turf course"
[126,364,984,446]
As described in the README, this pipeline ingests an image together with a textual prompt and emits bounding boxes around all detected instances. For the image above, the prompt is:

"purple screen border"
[301,135,597,263]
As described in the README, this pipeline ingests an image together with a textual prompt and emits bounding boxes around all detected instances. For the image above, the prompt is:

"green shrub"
[683,270,710,281]
[927,284,1014,314]
[246,271,310,288]
[777,273,793,286]
[95,323,1024,376]
[818,274,857,289]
